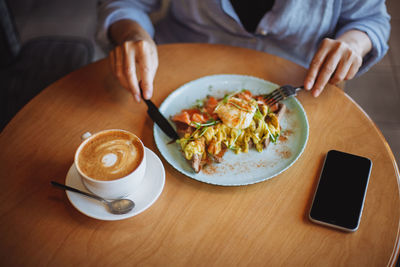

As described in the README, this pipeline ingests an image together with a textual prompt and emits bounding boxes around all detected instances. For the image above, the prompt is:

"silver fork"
[264,85,304,106]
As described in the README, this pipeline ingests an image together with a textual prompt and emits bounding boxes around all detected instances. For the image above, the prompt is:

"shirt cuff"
[96,3,155,52]
[335,22,389,76]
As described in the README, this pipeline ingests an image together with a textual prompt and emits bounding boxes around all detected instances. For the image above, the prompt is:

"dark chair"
[0,0,94,130]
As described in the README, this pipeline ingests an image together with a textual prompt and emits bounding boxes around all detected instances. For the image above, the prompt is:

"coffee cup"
[74,129,146,199]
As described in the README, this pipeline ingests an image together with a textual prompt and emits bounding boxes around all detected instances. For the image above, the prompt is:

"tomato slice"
[171,111,191,125]
[191,113,207,123]
[204,96,219,114]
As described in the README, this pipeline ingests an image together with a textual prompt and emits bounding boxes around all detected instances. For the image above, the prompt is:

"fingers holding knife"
[109,39,158,102]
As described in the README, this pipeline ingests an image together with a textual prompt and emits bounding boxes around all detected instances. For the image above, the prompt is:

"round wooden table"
[0,44,399,266]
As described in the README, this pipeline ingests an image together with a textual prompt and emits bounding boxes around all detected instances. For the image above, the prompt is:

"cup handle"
[81,132,92,141]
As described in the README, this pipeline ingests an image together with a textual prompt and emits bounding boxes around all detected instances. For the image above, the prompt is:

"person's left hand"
[304,37,363,97]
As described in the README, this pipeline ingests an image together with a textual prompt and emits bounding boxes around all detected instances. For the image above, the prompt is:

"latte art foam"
[102,153,117,167]
[77,131,143,181]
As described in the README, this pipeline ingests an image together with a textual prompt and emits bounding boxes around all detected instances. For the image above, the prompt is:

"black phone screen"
[309,150,372,231]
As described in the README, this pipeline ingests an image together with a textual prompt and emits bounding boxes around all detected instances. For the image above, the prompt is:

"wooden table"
[0,44,399,266]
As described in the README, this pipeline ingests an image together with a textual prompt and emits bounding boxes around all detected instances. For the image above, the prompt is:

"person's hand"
[108,20,158,102]
[304,30,372,97]
[109,40,158,102]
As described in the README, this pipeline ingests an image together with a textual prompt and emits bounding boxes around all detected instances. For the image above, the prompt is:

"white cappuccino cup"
[74,129,146,199]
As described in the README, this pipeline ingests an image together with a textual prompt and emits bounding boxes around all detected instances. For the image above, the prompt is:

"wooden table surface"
[0,44,399,266]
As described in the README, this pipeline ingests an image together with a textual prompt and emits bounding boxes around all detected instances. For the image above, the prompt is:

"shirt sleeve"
[96,0,161,52]
[335,0,390,75]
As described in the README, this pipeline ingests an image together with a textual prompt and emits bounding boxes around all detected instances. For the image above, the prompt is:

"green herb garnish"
[195,99,204,108]
[192,119,220,128]
[254,106,264,120]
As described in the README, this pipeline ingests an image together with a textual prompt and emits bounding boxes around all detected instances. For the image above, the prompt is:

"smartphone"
[309,150,372,232]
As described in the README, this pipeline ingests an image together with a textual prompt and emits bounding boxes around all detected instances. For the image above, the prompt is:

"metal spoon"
[51,181,135,214]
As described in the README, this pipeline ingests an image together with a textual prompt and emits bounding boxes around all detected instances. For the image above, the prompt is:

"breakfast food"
[77,130,144,181]
[171,90,286,173]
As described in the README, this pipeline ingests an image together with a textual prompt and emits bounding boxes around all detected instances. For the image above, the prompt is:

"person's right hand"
[108,20,158,102]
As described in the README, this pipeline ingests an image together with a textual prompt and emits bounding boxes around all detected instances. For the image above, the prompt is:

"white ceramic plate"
[154,74,309,186]
[65,147,165,220]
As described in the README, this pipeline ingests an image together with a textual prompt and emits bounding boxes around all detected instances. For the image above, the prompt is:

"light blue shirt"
[97,0,390,75]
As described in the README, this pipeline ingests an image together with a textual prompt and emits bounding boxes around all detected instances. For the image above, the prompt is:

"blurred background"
[1,0,399,167]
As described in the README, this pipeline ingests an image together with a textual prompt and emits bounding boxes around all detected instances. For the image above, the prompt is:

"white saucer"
[65,147,165,221]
